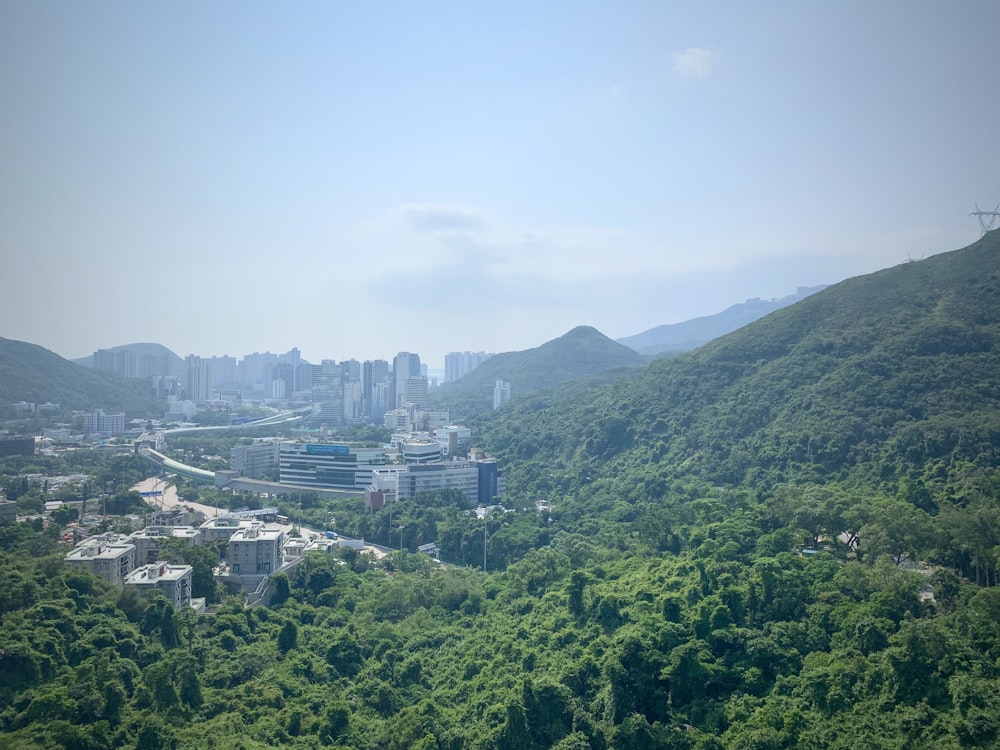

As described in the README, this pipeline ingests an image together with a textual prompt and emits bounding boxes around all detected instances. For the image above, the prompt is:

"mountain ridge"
[617,285,828,355]
[431,324,646,417]
[482,231,1000,495]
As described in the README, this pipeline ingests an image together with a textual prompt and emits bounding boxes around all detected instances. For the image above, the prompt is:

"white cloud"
[392,202,491,233]
[672,48,718,80]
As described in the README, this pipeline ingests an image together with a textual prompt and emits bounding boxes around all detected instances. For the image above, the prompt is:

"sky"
[2,1,998,370]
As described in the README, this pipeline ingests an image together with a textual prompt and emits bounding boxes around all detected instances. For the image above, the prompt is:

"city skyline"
[2,2,998,366]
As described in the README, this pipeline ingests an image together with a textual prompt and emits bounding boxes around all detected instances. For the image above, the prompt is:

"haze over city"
[2,1,998,368]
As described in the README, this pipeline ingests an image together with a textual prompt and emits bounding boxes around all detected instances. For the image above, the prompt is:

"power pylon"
[970,203,1000,236]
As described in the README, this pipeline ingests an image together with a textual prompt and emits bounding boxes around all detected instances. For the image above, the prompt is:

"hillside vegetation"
[431,325,645,418]
[0,338,162,417]
[484,232,1000,496]
[3,233,1000,748]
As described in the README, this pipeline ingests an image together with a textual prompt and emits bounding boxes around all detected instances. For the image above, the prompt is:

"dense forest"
[2,233,1000,748]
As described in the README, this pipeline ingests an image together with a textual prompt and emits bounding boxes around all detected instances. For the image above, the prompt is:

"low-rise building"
[147,505,206,528]
[228,524,285,576]
[124,561,193,610]
[0,499,17,524]
[230,439,281,478]
[81,409,126,436]
[65,533,136,585]
[129,526,202,566]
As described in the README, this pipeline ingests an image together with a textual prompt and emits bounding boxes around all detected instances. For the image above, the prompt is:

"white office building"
[279,441,391,490]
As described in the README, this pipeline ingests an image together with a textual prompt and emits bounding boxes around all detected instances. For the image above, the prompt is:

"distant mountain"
[617,285,828,355]
[432,325,645,418]
[0,337,162,416]
[73,342,185,375]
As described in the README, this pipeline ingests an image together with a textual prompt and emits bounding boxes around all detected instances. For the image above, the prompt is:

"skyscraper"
[393,352,421,409]
[363,359,390,422]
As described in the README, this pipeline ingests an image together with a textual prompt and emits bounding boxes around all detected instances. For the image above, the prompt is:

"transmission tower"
[970,203,1000,236]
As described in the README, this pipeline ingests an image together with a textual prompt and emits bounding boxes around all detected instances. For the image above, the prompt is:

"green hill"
[432,325,646,418]
[0,337,162,417]
[484,231,1000,496]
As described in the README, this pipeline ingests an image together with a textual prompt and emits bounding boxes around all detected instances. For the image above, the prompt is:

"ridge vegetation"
[0,337,162,417]
[431,325,646,418]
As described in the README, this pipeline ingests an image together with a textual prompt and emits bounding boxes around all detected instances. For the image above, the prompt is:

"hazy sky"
[2,2,998,369]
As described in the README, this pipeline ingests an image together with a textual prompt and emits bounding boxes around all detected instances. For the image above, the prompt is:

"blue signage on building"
[306,444,350,456]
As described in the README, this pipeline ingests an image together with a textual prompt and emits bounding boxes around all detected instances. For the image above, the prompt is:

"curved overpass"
[138,446,217,483]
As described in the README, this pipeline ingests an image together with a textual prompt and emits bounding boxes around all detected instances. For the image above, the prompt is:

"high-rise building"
[363,359,390,422]
[82,409,126,436]
[185,355,211,402]
[445,351,493,382]
[493,379,511,410]
[393,352,421,409]
[402,375,428,409]
[93,348,137,378]
[312,361,344,427]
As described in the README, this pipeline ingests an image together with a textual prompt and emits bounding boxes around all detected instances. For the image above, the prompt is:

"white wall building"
[230,439,281,478]
[65,534,136,585]
[228,525,285,576]
[493,380,511,410]
[124,561,193,610]
[129,526,202,566]
[278,441,391,490]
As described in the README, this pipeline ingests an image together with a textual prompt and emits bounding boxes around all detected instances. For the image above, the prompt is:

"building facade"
[228,525,285,576]
[124,562,193,610]
[65,534,136,585]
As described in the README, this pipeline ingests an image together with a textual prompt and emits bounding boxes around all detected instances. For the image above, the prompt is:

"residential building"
[185,355,211,403]
[199,516,254,544]
[129,526,202,566]
[81,409,126,436]
[228,525,285,575]
[65,534,136,585]
[402,375,428,409]
[493,379,511,410]
[94,348,136,378]
[363,359,390,421]
[125,562,193,610]
[444,351,492,382]
[393,352,421,408]
[147,505,205,527]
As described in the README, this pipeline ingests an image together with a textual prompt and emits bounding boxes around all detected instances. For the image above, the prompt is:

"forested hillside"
[485,231,1000,500]
[430,326,645,418]
[3,234,1000,748]
[0,338,161,417]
